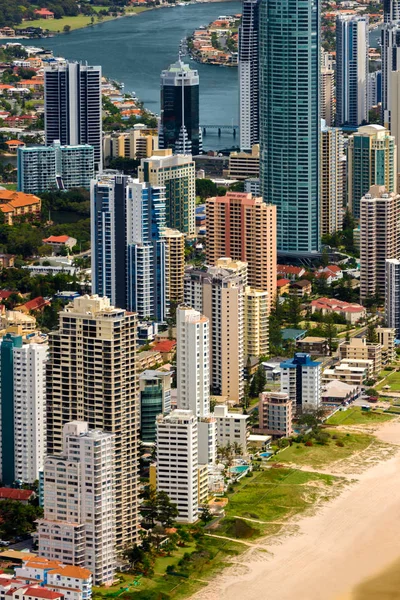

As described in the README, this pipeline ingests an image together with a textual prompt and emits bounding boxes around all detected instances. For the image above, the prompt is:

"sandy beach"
[193,420,400,600]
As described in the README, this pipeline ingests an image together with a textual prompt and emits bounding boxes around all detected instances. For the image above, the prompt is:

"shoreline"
[12,0,239,39]
[191,420,400,600]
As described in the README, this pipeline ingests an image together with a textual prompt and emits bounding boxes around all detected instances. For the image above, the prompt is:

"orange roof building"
[0,191,41,225]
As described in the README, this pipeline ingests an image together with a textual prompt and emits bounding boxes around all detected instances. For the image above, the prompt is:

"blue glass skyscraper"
[91,174,168,322]
[259,0,320,256]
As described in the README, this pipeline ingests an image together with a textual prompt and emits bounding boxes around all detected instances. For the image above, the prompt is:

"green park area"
[376,370,400,392]
[16,8,149,33]
[326,407,394,427]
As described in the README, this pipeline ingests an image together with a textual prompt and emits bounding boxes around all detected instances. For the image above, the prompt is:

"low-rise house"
[0,191,41,225]
[16,296,49,314]
[137,350,163,372]
[311,297,366,324]
[277,265,306,280]
[322,363,368,386]
[296,336,329,356]
[15,560,92,600]
[0,254,15,268]
[33,8,54,18]
[289,280,312,297]
[5,139,25,153]
[42,236,77,252]
[321,380,360,404]
[151,339,176,362]
[0,488,35,503]
[277,278,290,295]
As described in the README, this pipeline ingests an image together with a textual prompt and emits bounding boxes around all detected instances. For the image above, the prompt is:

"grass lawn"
[0,183,17,190]
[376,370,400,391]
[16,14,115,32]
[326,407,394,426]
[93,538,245,600]
[276,430,374,469]
[219,468,338,528]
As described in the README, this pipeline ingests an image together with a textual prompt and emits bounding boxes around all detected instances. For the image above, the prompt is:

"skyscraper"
[46,295,139,549]
[38,421,115,585]
[320,121,345,236]
[336,15,369,128]
[259,0,320,256]
[91,173,168,322]
[385,258,400,336]
[206,191,277,303]
[0,333,47,485]
[44,62,102,170]
[347,124,396,218]
[381,23,400,127]
[184,258,246,403]
[139,150,196,235]
[163,228,185,305]
[160,60,201,156]
[384,0,400,23]
[176,306,216,465]
[360,185,400,301]
[238,0,260,150]
[280,353,321,414]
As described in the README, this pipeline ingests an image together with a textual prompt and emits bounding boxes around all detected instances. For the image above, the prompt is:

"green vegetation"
[376,370,400,391]
[277,430,375,469]
[0,499,43,539]
[326,407,394,427]
[18,14,114,31]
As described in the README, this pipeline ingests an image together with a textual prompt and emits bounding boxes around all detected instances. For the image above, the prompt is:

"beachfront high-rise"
[0,333,47,486]
[335,15,369,128]
[347,125,396,218]
[91,173,168,322]
[184,258,246,404]
[238,0,260,150]
[163,228,185,305]
[280,353,321,414]
[259,0,320,256]
[44,62,102,170]
[160,60,201,156]
[17,141,95,193]
[320,121,345,236]
[37,421,115,585]
[206,191,277,303]
[139,370,171,443]
[139,150,196,235]
[385,258,400,336]
[360,186,400,302]
[156,410,199,523]
[46,295,139,550]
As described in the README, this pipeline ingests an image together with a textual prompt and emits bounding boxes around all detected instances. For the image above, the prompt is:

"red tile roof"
[42,235,70,244]
[0,291,12,300]
[0,488,34,501]
[152,340,176,353]
[19,297,48,312]
[25,587,62,600]
[276,278,290,287]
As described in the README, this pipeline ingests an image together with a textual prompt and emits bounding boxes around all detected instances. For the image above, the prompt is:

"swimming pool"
[260,452,273,458]
[230,465,249,474]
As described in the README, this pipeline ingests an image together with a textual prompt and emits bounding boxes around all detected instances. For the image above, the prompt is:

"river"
[25,1,242,151]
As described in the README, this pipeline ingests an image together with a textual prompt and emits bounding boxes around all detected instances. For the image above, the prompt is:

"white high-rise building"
[384,0,400,23]
[385,258,400,336]
[156,410,199,523]
[381,24,400,128]
[239,0,260,150]
[176,306,216,464]
[37,421,115,586]
[280,353,321,414]
[0,333,47,486]
[336,15,369,127]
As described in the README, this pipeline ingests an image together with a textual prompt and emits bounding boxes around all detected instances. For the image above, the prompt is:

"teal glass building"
[259,0,320,256]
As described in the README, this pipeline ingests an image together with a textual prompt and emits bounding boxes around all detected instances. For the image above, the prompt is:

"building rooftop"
[281,353,321,369]
[25,587,62,600]
[0,488,34,501]
[42,235,70,244]
[47,566,92,580]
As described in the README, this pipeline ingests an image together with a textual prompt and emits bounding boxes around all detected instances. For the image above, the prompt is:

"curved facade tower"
[259,0,320,256]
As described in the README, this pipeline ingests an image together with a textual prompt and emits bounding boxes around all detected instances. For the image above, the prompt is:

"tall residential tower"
[238,0,260,150]
[259,0,320,256]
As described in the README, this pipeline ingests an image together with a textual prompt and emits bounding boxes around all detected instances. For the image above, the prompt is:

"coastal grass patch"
[276,430,374,469]
[326,407,394,426]
[93,537,245,599]
[219,468,338,527]
[376,370,400,392]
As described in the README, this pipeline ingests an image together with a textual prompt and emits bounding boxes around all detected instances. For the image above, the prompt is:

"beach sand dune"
[193,421,400,600]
